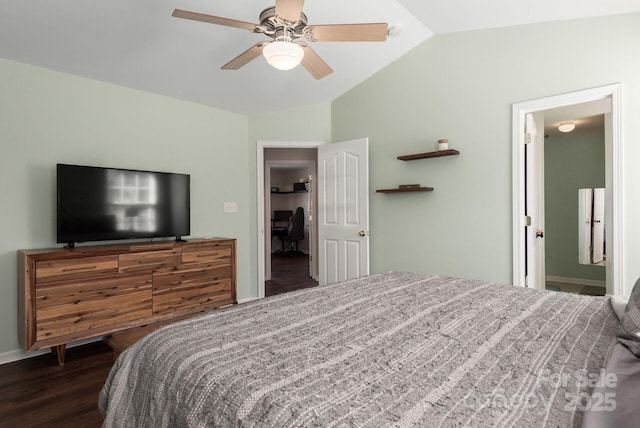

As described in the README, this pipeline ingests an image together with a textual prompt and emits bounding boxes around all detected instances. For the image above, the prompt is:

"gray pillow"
[611,295,628,320]
[582,343,640,428]
[617,277,640,357]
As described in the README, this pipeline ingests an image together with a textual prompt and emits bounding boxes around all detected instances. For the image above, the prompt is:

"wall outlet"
[223,202,237,213]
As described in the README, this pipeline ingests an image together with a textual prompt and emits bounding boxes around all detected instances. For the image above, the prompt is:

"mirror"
[578,188,605,265]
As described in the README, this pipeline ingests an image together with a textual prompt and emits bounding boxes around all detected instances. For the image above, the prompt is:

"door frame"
[257,140,324,299]
[512,83,623,296]
[524,112,546,292]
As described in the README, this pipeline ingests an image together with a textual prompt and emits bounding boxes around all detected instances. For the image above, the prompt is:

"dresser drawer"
[153,266,232,314]
[35,273,152,340]
[35,256,118,284]
[119,249,181,273]
[181,244,231,268]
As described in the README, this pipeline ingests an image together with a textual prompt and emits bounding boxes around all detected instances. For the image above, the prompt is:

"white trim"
[256,140,325,299]
[237,297,260,305]
[512,83,624,296]
[610,86,624,297]
[545,275,606,288]
[0,337,101,365]
[512,106,527,289]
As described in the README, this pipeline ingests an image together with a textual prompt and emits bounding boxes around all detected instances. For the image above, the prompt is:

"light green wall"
[332,13,640,290]
[0,59,250,353]
[248,104,331,143]
[544,130,606,281]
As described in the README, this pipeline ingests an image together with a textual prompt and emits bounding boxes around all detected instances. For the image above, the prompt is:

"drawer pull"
[139,259,163,264]
[62,265,97,273]
[79,310,119,321]
[182,270,206,278]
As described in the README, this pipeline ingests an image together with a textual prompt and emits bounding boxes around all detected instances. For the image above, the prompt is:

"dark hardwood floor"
[0,253,317,427]
[0,341,113,428]
[265,252,319,296]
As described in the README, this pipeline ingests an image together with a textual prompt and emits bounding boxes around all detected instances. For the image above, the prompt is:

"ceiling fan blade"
[221,41,270,70]
[298,44,333,80]
[172,9,258,31]
[304,23,388,42]
[275,0,305,24]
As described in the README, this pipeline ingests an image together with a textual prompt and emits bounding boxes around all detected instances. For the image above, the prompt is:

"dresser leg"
[51,344,66,366]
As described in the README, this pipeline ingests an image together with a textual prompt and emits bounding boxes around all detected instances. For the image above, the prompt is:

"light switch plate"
[224,202,237,213]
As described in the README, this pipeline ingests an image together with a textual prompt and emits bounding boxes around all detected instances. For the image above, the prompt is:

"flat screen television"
[57,164,190,246]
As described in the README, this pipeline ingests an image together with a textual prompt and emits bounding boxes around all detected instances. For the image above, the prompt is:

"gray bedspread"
[99,272,618,427]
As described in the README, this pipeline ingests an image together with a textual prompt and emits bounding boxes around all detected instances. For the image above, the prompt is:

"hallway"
[265,252,318,297]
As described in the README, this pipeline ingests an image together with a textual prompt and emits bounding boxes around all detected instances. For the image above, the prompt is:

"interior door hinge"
[525,134,532,144]
[524,215,532,226]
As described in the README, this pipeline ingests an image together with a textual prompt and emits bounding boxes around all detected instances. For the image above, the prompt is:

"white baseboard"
[0,337,101,365]
[546,275,606,288]
[237,296,260,305]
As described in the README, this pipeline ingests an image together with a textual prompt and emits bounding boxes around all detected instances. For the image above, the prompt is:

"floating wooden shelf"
[397,149,460,161]
[379,148,459,193]
[376,184,434,193]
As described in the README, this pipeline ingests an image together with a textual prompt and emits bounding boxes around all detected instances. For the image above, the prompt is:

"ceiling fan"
[172,0,388,80]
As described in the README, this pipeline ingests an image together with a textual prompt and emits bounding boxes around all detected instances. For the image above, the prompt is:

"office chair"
[271,210,293,237]
[279,207,304,252]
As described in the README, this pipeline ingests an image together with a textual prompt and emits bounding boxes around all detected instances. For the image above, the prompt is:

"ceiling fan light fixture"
[558,122,576,133]
[263,41,304,70]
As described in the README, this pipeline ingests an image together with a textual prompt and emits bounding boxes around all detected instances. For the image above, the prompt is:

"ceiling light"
[263,41,304,71]
[558,122,576,133]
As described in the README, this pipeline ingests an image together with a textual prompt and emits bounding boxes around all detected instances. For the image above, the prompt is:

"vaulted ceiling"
[2,1,638,115]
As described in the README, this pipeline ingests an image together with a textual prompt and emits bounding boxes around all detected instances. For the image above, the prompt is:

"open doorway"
[543,105,606,295]
[264,156,318,296]
[257,138,371,298]
[512,84,623,296]
[256,140,324,299]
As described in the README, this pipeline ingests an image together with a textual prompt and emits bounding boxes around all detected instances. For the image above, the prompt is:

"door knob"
[358,230,368,237]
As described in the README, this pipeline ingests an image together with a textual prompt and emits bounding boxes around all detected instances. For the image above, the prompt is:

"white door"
[317,138,370,286]
[592,188,605,264]
[525,113,545,290]
[578,188,593,265]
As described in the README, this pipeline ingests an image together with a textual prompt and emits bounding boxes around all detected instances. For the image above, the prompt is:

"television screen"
[57,164,190,244]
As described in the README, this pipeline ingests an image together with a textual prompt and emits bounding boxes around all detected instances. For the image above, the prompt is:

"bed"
[99,271,623,427]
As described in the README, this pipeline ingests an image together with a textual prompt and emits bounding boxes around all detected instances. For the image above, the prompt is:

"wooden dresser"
[18,238,236,365]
